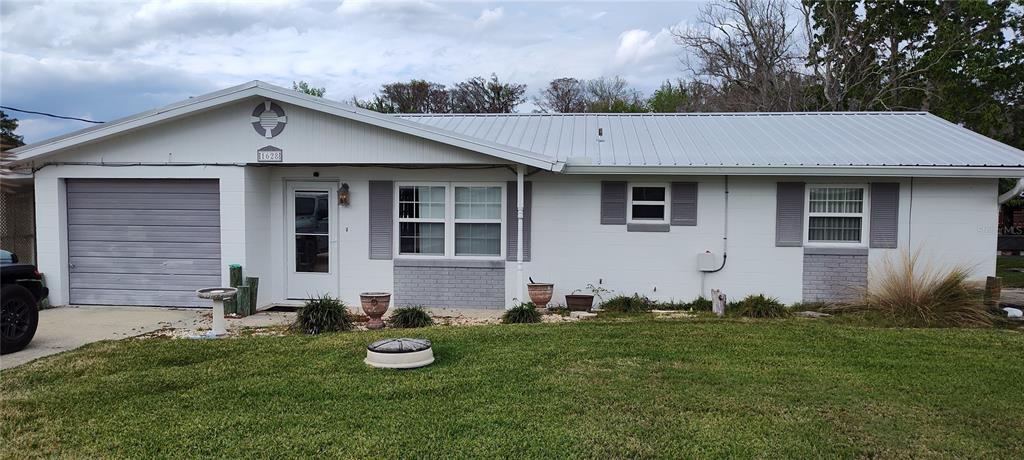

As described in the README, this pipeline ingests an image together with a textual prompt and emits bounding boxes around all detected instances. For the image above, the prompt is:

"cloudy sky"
[1,0,705,143]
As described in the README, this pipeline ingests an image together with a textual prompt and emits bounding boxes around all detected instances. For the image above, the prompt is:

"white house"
[10,81,1024,309]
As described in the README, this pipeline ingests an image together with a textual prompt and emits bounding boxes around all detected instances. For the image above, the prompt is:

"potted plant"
[526,277,554,308]
[565,283,610,312]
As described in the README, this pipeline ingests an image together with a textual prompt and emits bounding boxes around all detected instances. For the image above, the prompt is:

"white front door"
[286,181,339,299]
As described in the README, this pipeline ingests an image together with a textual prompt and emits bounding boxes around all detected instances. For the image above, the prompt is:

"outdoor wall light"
[339,183,351,206]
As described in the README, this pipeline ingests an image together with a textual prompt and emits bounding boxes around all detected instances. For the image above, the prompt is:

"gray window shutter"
[775,182,805,247]
[870,182,899,248]
[670,182,698,226]
[368,181,393,260]
[600,181,627,225]
[506,181,532,262]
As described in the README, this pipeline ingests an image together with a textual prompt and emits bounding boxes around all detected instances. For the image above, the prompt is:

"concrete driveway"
[1,306,200,370]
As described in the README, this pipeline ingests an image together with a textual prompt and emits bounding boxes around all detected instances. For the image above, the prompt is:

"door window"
[295,190,330,272]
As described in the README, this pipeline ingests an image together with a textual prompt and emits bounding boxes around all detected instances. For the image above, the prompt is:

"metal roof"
[401,112,1024,171]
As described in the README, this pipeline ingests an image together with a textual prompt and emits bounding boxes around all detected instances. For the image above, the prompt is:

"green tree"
[292,81,326,98]
[647,80,690,112]
[1,110,24,151]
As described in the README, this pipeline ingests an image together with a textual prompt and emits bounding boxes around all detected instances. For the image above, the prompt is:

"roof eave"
[560,164,1024,178]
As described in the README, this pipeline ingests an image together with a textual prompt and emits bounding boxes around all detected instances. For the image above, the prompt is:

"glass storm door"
[286,182,338,299]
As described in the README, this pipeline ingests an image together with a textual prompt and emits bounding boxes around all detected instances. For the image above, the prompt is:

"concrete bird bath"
[196,287,238,338]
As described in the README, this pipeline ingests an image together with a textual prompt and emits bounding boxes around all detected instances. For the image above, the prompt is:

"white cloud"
[474,7,504,29]
[1,1,705,143]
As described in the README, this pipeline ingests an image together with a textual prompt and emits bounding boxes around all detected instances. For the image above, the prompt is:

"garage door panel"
[67,192,220,210]
[68,209,220,227]
[70,289,209,307]
[68,225,220,243]
[70,273,221,291]
[69,241,220,259]
[67,179,219,194]
[67,179,220,307]
[70,257,220,275]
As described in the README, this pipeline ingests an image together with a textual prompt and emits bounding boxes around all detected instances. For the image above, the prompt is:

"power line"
[0,105,104,124]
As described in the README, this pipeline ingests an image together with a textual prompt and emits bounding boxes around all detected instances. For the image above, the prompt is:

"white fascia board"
[561,165,1024,178]
[11,81,562,172]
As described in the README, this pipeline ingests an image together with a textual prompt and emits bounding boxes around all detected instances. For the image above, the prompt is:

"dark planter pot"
[565,294,594,312]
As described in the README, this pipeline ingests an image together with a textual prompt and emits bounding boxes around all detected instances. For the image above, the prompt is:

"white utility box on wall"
[697,251,717,272]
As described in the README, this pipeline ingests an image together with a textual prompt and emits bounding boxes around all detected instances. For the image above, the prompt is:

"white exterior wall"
[26,98,1000,308]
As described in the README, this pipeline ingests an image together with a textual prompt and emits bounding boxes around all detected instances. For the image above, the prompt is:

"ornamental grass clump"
[293,294,354,334]
[502,302,542,324]
[730,294,790,318]
[830,251,993,328]
[388,306,434,328]
[687,296,714,311]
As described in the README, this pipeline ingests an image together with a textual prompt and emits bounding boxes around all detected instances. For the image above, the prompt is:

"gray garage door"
[67,179,220,307]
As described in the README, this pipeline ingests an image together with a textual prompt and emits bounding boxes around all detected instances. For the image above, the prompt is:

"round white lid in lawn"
[365,338,434,369]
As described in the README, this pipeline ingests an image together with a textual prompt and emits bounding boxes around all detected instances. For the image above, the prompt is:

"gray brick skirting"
[393,258,506,309]
[802,248,868,303]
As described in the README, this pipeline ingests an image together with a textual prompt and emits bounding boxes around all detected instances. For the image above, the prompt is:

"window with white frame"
[397,183,504,257]
[806,186,866,243]
[398,185,446,255]
[454,186,502,256]
[628,184,668,222]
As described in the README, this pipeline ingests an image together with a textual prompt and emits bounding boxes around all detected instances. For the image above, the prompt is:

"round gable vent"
[251,101,286,138]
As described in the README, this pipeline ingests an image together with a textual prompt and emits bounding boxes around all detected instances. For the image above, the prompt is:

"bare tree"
[450,74,527,113]
[535,77,587,113]
[583,76,647,112]
[672,0,806,111]
[355,80,452,113]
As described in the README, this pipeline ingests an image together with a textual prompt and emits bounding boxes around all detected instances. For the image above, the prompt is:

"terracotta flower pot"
[565,294,594,312]
[360,292,391,330]
[527,283,554,308]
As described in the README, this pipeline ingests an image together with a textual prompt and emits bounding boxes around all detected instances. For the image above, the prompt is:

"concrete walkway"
[1,306,199,370]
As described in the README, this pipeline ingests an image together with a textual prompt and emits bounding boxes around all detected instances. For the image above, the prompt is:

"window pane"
[399,222,445,255]
[455,223,501,256]
[632,204,665,220]
[809,187,863,214]
[808,217,862,242]
[454,186,501,220]
[398,186,445,219]
[295,191,329,234]
[632,186,665,201]
[295,235,329,272]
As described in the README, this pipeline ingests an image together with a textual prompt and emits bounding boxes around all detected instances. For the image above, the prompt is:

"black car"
[1,249,48,354]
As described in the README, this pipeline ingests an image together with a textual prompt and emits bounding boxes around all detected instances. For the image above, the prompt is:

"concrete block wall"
[393,259,505,309]
[802,250,868,302]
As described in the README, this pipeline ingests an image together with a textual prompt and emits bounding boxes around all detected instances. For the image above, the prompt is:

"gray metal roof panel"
[399,112,1024,168]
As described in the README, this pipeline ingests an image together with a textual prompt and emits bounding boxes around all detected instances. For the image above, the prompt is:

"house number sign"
[257,145,283,162]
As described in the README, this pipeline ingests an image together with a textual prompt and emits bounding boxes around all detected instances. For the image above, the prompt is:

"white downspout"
[516,164,525,306]
[999,178,1024,204]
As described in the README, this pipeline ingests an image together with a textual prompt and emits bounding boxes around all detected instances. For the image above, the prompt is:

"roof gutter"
[560,165,1024,178]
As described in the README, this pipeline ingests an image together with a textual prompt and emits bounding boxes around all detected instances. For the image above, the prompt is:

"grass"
[2,318,1024,458]
[997,255,1024,288]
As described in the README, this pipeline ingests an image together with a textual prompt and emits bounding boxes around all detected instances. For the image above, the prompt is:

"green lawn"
[997,255,1024,288]
[2,318,1023,458]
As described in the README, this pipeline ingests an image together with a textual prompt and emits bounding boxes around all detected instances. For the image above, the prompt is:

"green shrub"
[601,294,656,313]
[502,302,542,324]
[687,296,713,311]
[388,306,434,328]
[293,294,353,334]
[730,294,789,318]
[829,251,993,328]
[652,300,689,310]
